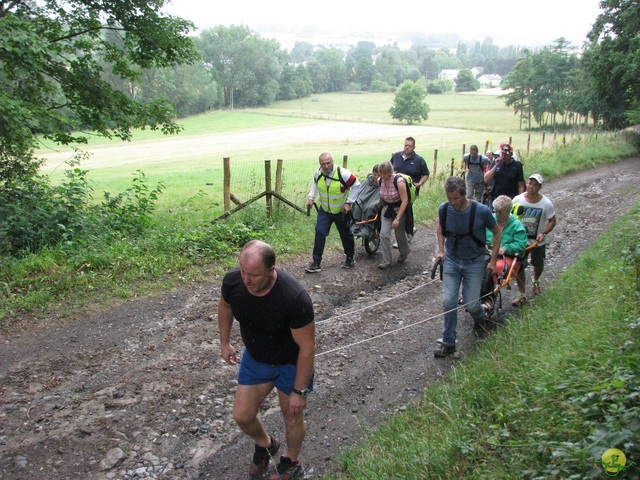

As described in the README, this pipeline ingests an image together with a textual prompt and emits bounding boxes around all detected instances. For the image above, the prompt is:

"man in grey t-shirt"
[462,145,490,203]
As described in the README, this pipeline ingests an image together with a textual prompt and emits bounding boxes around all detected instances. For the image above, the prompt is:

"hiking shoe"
[398,253,408,264]
[305,262,321,273]
[532,279,541,295]
[434,343,456,358]
[342,257,355,269]
[250,435,280,478]
[269,456,304,480]
[511,294,526,307]
[473,320,488,338]
[378,261,390,270]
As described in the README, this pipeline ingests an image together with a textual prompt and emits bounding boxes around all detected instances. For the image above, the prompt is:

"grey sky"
[163,0,602,49]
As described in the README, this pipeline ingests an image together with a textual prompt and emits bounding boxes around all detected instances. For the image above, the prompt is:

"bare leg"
[515,266,526,295]
[233,383,274,448]
[277,390,306,461]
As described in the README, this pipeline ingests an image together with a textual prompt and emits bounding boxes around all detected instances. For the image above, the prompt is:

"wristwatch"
[292,387,310,398]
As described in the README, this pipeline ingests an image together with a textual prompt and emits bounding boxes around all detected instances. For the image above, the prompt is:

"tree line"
[1,0,638,258]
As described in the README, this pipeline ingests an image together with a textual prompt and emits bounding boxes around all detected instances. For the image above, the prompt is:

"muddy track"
[1,157,639,479]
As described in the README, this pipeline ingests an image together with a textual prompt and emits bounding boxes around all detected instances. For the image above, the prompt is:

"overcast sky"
[163,0,603,50]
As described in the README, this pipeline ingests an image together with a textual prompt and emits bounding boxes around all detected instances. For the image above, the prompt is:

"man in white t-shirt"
[512,174,556,298]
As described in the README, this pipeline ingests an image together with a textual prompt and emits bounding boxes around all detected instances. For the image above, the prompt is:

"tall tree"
[585,0,640,128]
[197,25,282,108]
[0,0,199,169]
[308,48,347,93]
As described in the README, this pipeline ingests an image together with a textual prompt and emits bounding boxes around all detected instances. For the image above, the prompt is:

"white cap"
[529,174,544,185]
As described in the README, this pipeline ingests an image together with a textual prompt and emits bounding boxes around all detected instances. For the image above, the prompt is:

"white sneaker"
[392,241,398,249]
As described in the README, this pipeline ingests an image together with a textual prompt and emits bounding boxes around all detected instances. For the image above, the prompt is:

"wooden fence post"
[432,149,438,180]
[342,155,348,168]
[450,158,455,177]
[223,157,231,212]
[542,132,546,148]
[527,134,531,155]
[265,160,272,218]
[485,140,490,154]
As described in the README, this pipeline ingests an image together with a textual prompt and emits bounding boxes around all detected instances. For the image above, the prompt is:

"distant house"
[438,69,459,82]
[477,74,503,87]
[438,67,483,83]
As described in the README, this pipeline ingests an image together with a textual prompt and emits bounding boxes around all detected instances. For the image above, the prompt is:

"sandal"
[532,279,541,295]
[511,294,527,307]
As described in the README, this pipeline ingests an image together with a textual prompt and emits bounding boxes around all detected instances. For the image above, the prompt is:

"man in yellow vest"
[305,153,361,273]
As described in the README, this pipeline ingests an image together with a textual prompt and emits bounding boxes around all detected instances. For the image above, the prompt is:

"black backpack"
[438,201,485,248]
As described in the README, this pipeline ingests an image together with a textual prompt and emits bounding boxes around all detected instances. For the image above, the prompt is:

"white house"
[477,74,503,87]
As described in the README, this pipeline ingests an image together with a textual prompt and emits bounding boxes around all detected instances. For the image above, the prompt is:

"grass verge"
[325,203,640,479]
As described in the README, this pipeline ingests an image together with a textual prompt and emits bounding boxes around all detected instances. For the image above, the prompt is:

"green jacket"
[486,213,527,256]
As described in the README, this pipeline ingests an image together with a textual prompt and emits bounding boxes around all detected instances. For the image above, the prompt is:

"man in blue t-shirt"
[435,177,501,357]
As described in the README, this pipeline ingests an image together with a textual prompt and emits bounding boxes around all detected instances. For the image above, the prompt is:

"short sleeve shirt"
[221,268,314,365]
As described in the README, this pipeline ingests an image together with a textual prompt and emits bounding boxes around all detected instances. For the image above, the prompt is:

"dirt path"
[1,157,639,479]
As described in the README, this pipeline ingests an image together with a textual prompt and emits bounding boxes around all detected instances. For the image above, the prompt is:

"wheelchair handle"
[430,257,443,280]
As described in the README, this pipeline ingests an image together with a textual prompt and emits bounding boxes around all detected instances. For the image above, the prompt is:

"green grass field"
[37,91,585,220]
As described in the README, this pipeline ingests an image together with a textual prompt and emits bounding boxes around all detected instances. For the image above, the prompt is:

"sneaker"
[269,456,304,480]
[342,257,355,269]
[250,435,280,478]
[434,343,456,358]
[378,261,390,270]
[305,262,321,273]
[392,241,399,249]
[532,279,541,295]
[511,294,526,307]
[398,253,408,264]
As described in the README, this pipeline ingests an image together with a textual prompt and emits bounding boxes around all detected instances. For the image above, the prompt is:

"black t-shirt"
[221,268,314,365]
[489,159,524,199]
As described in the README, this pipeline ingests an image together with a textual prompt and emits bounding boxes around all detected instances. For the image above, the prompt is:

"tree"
[389,81,430,124]
[501,52,534,130]
[585,0,640,128]
[455,69,480,92]
[277,64,312,100]
[312,49,348,92]
[196,26,282,108]
[0,0,199,169]
[136,63,221,118]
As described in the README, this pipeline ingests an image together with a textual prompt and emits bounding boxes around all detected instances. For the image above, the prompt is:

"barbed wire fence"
[210,130,619,222]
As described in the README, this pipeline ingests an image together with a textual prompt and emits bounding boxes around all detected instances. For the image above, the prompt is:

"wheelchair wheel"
[364,228,380,254]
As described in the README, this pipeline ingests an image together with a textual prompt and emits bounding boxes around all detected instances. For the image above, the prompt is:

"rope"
[316,278,499,358]
[315,277,439,327]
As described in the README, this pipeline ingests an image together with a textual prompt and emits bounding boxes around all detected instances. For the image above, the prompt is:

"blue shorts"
[238,349,314,396]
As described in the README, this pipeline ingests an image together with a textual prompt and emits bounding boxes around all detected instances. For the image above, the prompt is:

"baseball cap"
[501,143,512,152]
[529,174,544,185]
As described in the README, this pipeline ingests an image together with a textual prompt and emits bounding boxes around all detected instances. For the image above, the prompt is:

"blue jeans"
[441,254,485,346]
[313,208,354,263]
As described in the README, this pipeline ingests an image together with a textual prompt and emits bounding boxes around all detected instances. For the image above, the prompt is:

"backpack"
[392,173,416,205]
[314,166,348,191]
[438,201,485,248]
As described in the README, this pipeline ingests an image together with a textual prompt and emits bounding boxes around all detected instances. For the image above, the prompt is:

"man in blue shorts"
[219,240,315,479]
